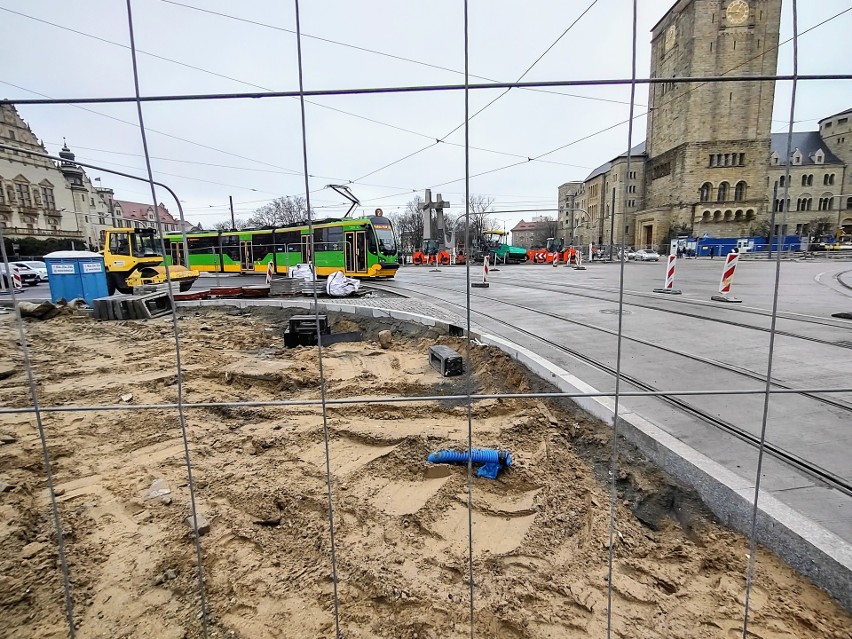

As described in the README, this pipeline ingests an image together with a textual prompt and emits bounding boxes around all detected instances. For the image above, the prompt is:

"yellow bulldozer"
[100,227,198,294]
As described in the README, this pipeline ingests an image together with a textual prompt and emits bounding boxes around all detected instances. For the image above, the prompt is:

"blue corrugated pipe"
[427,448,512,467]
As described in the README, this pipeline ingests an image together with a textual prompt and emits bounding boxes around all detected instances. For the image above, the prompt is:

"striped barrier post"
[653,254,681,295]
[12,266,23,291]
[711,251,742,303]
[472,255,489,288]
[265,259,275,284]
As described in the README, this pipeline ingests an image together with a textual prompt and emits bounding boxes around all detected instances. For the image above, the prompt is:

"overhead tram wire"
[343,0,604,190]
[159,0,646,109]
[123,1,209,635]
[0,81,304,176]
[0,7,594,175]
[440,0,603,143]
[420,5,852,191]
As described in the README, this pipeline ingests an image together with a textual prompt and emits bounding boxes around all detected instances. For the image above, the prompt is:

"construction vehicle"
[475,230,528,264]
[100,227,199,294]
[528,238,581,265]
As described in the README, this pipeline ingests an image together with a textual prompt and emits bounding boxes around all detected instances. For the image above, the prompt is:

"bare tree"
[531,217,559,248]
[247,196,309,227]
[388,196,424,257]
[212,218,251,232]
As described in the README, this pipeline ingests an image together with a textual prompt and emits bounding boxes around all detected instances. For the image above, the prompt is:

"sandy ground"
[0,307,849,639]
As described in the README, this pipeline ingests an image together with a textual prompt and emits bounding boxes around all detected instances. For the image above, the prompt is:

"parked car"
[1,263,40,288]
[618,247,637,260]
[14,261,48,282]
[634,249,660,262]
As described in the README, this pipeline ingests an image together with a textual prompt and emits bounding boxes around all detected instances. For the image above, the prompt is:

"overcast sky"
[1,0,849,232]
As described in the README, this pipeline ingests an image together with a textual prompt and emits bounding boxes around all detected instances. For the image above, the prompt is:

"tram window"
[314,226,343,251]
[251,231,273,247]
[220,234,241,261]
[187,236,218,253]
[275,230,300,252]
[365,227,377,254]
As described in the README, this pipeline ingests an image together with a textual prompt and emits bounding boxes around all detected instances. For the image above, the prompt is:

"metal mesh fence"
[1,1,850,638]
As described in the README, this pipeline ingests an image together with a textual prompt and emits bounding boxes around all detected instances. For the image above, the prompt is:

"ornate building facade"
[1,104,196,252]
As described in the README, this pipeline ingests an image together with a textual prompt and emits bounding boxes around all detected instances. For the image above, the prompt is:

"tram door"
[344,230,368,274]
[170,242,186,266]
[240,241,253,272]
[300,234,313,265]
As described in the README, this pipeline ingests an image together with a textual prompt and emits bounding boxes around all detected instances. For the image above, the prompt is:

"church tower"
[639,0,782,243]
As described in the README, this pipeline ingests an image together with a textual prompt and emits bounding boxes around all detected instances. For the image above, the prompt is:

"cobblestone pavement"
[322,295,465,325]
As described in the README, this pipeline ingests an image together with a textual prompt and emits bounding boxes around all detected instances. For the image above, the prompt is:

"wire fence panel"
[2,1,851,638]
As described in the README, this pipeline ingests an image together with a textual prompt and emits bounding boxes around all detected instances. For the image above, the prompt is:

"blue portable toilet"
[43,251,109,305]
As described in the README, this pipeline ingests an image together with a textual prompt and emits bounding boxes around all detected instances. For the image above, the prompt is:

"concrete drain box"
[429,345,463,377]
[284,314,330,347]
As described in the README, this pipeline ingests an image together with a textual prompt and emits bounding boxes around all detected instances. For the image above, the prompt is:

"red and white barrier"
[653,254,681,294]
[719,252,738,294]
[12,266,22,291]
[664,255,676,289]
[711,251,742,303]
[472,255,490,288]
[265,259,275,284]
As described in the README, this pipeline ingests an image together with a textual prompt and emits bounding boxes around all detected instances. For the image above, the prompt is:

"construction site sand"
[0,308,849,639]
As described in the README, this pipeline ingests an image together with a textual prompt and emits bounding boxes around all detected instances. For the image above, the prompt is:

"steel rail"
[401,272,852,347]
[385,280,852,414]
[382,285,852,498]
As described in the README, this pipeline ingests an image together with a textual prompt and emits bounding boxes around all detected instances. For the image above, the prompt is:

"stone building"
[113,200,182,234]
[765,110,851,238]
[0,104,197,251]
[555,0,852,250]
[510,216,556,248]
[57,143,118,250]
[0,105,84,244]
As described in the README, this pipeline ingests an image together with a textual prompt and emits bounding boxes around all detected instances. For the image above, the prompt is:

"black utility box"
[429,344,464,377]
[284,314,331,347]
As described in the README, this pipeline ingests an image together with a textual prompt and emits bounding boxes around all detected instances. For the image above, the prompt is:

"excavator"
[100,227,199,294]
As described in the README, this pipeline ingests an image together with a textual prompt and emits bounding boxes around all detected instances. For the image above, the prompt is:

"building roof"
[114,199,177,225]
[819,106,852,122]
[511,219,550,232]
[769,131,843,166]
[585,141,647,180]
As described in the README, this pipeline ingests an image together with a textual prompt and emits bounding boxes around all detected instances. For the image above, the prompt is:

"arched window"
[713,210,722,222]
[724,210,733,221]
[746,209,755,221]
[847,197,852,210]
[699,182,712,202]
[779,176,786,187]
[702,210,711,222]
[734,181,746,202]
[801,175,808,187]
[717,182,729,202]
[735,210,744,221]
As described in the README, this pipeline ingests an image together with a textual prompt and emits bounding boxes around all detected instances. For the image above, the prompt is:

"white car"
[14,261,48,282]
[634,249,661,262]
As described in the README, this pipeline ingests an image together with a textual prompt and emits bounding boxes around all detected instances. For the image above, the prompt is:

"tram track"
[390,279,852,414]
[412,268,852,350]
[378,280,852,499]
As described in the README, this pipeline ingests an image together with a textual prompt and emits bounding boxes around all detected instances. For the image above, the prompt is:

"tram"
[164,210,400,279]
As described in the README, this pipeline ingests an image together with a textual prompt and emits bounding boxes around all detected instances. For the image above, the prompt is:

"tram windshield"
[371,221,397,255]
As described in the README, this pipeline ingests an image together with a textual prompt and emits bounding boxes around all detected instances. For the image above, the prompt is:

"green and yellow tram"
[164,211,399,279]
